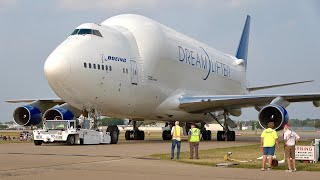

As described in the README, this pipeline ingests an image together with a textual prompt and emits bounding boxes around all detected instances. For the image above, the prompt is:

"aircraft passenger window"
[93,64,96,69]
[123,68,125,73]
[78,29,92,35]
[109,66,112,71]
[135,70,137,75]
[89,63,92,68]
[84,62,87,68]
[71,29,79,35]
[126,69,128,74]
[98,64,100,70]
[102,65,104,70]
[106,65,108,70]
[93,30,103,37]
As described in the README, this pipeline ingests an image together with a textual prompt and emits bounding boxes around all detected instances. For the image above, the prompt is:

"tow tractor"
[33,120,119,146]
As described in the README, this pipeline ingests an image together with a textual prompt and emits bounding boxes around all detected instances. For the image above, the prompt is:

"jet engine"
[258,104,289,130]
[13,105,42,126]
[43,103,79,120]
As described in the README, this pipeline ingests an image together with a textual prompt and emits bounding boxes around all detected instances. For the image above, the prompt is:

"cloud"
[0,0,18,13]
[56,0,255,11]
[56,0,159,11]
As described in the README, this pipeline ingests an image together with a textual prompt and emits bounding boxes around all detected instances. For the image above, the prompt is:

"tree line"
[237,118,320,130]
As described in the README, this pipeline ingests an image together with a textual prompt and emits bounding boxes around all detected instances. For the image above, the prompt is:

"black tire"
[207,130,212,140]
[125,130,132,140]
[67,135,75,145]
[162,130,172,140]
[217,131,225,141]
[133,130,144,140]
[34,140,43,146]
[227,131,235,141]
[201,130,208,140]
[79,138,84,145]
[138,131,145,140]
[202,130,212,141]
[107,125,119,144]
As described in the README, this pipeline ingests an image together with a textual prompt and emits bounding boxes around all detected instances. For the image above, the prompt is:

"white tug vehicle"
[33,119,119,146]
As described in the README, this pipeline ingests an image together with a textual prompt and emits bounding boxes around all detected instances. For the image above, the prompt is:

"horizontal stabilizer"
[247,80,314,92]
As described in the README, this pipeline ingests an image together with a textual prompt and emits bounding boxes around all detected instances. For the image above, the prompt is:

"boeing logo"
[178,46,231,80]
[101,54,127,63]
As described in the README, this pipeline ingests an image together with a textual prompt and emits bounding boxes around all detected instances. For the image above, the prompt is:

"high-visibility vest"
[189,128,200,142]
[172,125,182,140]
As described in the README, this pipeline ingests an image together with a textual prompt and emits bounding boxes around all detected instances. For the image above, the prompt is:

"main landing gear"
[162,123,172,140]
[200,123,212,141]
[209,111,236,141]
[125,120,145,140]
[79,109,120,144]
[186,122,211,141]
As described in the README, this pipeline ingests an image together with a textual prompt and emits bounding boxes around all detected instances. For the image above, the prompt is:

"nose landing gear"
[125,120,145,140]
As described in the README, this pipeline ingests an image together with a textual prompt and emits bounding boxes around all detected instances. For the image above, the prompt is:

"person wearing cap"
[171,121,183,159]
[260,121,280,171]
[283,124,300,172]
[188,123,202,159]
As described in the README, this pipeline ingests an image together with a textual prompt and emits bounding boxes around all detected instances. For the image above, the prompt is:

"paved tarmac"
[0,132,319,180]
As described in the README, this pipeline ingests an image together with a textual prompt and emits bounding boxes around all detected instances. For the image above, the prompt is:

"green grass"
[151,141,320,171]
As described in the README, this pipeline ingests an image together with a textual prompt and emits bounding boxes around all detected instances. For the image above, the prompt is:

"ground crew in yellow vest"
[188,123,202,159]
[171,121,183,159]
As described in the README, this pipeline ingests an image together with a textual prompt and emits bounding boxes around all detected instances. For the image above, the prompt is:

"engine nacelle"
[43,103,76,120]
[258,104,289,130]
[13,105,42,126]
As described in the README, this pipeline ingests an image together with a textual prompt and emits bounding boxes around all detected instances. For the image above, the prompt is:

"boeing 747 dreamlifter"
[7,14,320,144]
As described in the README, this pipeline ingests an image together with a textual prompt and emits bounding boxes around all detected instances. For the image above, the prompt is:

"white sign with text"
[295,146,315,161]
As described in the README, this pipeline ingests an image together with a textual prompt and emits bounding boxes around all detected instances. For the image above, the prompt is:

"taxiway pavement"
[0,132,319,180]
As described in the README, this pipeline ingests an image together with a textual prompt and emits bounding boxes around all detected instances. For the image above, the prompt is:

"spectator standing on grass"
[283,124,300,172]
[171,121,183,159]
[261,121,279,171]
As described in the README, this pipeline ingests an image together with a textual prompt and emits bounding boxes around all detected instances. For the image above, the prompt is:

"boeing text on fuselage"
[101,54,127,63]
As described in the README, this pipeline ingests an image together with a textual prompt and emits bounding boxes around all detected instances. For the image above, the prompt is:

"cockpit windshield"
[70,29,103,37]
[46,121,69,130]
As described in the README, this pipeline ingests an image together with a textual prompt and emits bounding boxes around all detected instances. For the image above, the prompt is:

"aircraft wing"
[6,99,65,113]
[6,99,64,103]
[179,93,320,113]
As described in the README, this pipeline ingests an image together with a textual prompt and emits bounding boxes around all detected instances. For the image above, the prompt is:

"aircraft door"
[130,60,138,85]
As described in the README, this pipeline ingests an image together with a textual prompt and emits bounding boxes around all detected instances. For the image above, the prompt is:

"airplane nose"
[44,52,71,83]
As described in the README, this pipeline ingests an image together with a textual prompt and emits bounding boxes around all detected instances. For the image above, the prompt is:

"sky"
[0,0,319,123]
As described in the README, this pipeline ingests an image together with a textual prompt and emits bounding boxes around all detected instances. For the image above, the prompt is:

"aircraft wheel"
[67,135,75,145]
[162,130,172,140]
[227,131,235,141]
[202,130,212,140]
[139,131,145,140]
[125,130,131,140]
[207,130,212,140]
[134,130,144,140]
[34,140,43,146]
[107,125,119,144]
[217,131,225,141]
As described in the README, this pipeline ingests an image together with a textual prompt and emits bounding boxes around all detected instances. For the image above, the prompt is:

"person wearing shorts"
[260,122,279,171]
[283,124,300,172]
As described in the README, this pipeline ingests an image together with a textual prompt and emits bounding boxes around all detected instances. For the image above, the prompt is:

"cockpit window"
[71,29,79,35]
[93,30,103,37]
[70,28,103,37]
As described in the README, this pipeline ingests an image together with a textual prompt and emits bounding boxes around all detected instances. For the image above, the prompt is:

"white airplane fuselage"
[44,14,246,123]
